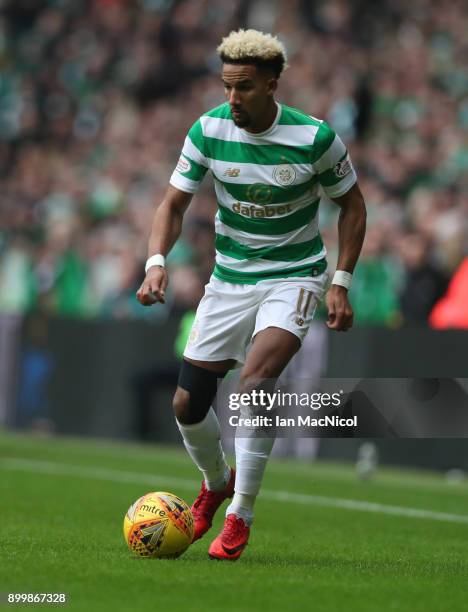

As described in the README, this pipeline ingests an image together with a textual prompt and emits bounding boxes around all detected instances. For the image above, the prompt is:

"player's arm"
[137,117,209,306]
[136,186,193,306]
[327,182,367,331]
[313,123,366,331]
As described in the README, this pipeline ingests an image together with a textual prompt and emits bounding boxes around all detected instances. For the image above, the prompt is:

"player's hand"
[326,285,354,331]
[136,266,168,306]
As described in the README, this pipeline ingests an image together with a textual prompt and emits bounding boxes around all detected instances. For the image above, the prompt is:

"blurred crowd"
[0,0,467,325]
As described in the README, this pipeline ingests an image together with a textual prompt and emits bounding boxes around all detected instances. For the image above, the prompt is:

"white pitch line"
[2,457,468,525]
[0,457,198,489]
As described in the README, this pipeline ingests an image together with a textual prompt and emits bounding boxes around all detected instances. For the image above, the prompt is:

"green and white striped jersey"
[170,101,357,284]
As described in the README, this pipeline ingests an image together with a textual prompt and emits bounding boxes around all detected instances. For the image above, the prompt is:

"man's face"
[222,64,276,129]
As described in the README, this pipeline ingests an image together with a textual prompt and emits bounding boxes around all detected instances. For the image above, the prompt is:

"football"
[123,491,194,558]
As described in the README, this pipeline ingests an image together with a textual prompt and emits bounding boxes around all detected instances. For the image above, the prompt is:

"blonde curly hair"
[217,29,288,78]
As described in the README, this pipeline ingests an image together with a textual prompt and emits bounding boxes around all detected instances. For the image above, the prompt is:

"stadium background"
[1,2,468,610]
[1,0,467,465]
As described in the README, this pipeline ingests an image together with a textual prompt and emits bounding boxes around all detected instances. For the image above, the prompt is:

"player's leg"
[230,328,300,516]
[173,357,236,542]
[173,276,266,543]
[209,327,300,560]
[173,357,234,490]
[209,272,329,560]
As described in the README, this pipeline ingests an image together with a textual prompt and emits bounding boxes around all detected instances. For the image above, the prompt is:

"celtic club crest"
[246,183,273,204]
[273,164,296,186]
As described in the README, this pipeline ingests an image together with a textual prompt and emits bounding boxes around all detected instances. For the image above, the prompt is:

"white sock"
[176,407,230,491]
[226,435,275,525]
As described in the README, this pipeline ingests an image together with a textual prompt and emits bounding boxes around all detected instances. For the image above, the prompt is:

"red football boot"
[191,468,235,542]
[208,514,250,561]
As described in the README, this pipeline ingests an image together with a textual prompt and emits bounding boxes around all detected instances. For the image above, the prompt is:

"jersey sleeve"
[169,118,209,194]
[312,122,357,198]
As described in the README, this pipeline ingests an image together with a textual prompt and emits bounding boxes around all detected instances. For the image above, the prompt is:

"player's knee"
[239,365,275,395]
[172,387,191,424]
[174,359,227,425]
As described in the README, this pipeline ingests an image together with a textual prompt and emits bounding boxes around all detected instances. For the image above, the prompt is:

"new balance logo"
[223,168,240,177]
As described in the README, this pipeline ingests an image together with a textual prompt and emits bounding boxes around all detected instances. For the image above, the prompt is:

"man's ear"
[267,78,278,96]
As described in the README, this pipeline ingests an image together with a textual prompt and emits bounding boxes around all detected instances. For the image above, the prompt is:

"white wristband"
[145,254,165,273]
[332,270,352,290]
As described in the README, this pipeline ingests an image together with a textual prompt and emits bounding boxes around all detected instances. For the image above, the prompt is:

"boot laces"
[222,515,245,545]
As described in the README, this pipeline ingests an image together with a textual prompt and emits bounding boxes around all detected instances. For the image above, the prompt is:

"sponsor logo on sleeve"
[176,156,192,174]
[333,158,352,178]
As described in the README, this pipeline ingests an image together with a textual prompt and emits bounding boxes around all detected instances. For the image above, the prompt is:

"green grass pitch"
[1,430,467,612]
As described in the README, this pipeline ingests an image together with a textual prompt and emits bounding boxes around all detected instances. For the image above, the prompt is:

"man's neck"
[245,99,278,134]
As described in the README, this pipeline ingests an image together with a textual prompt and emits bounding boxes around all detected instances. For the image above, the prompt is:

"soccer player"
[137,29,366,560]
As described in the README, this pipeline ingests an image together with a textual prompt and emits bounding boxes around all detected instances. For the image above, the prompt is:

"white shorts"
[183,270,330,365]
